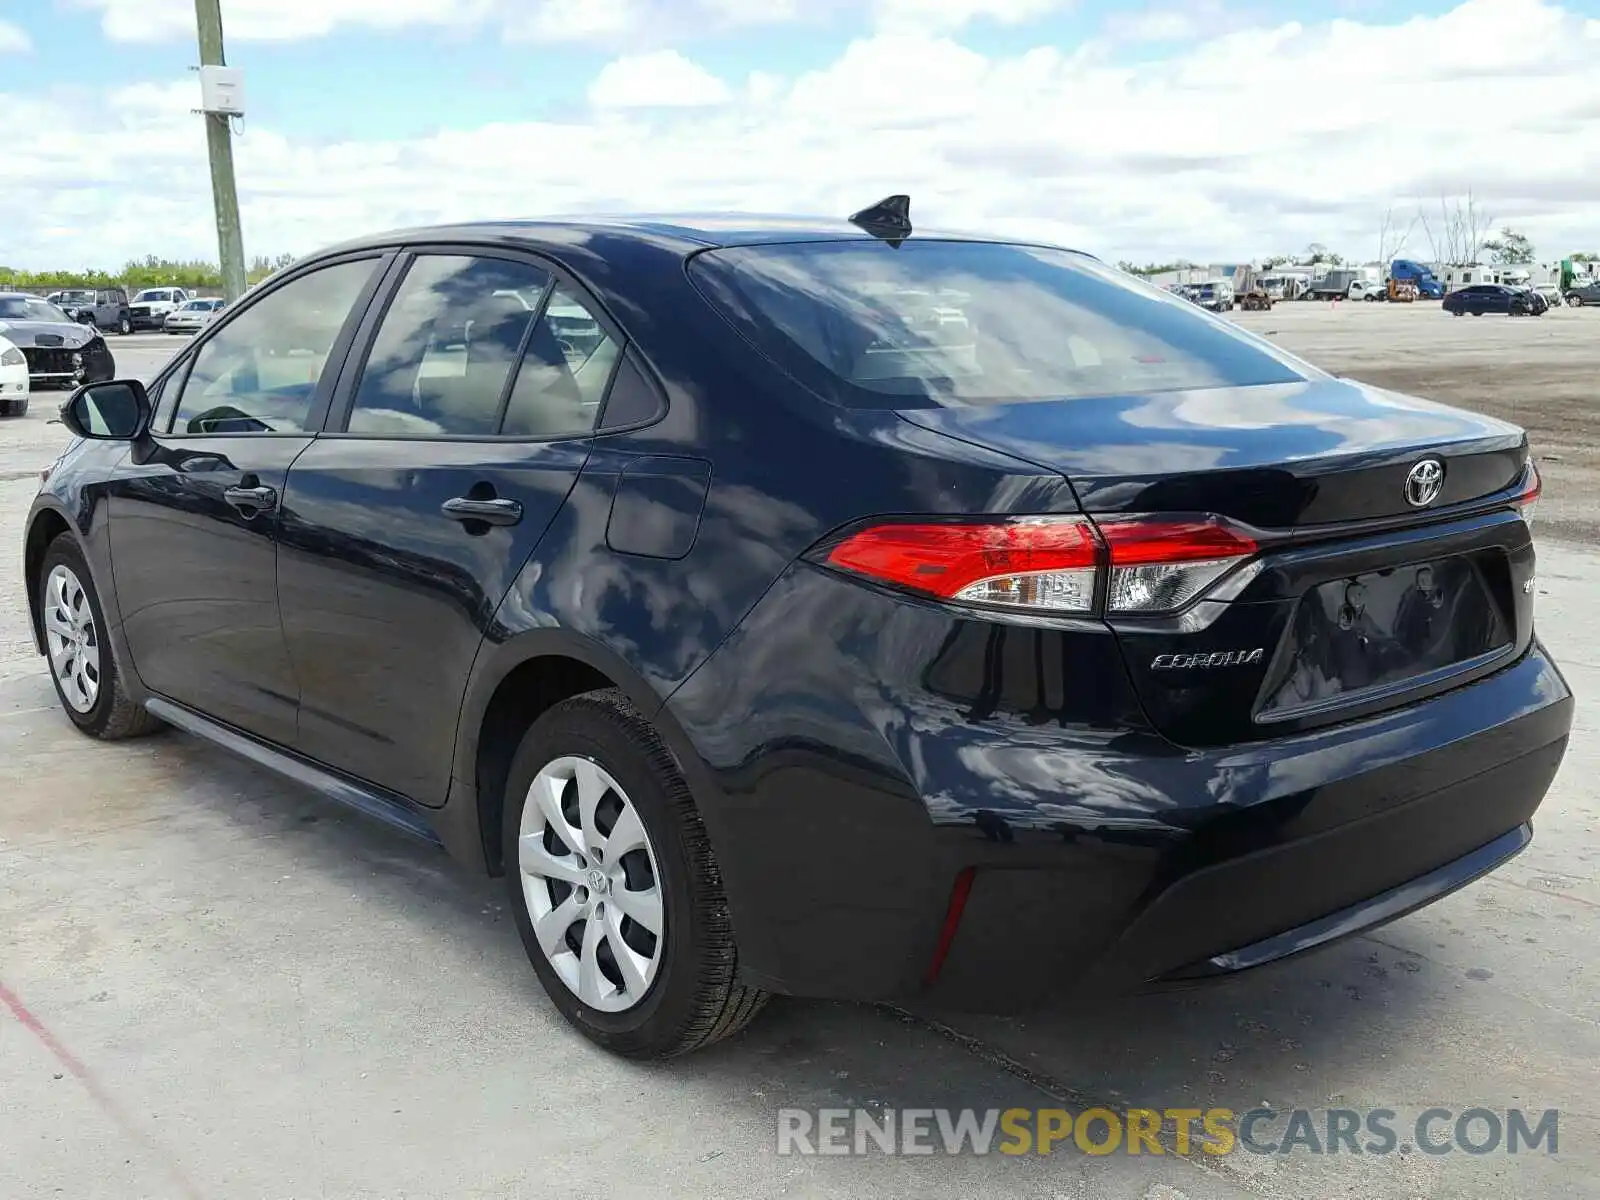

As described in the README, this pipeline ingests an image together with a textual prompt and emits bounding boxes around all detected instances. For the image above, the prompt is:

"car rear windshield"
[689,240,1315,408]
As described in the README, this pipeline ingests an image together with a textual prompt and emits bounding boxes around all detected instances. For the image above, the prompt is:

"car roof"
[308,213,1070,259]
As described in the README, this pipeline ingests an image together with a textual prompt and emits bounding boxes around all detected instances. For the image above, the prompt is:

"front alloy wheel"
[37,537,164,740]
[43,563,100,713]
[518,755,664,1012]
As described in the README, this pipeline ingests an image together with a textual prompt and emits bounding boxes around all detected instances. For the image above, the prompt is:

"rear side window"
[500,286,621,437]
[345,257,619,439]
[689,240,1314,409]
[346,255,552,436]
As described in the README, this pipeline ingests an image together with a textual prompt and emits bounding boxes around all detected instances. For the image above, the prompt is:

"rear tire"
[502,688,768,1058]
[37,537,164,740]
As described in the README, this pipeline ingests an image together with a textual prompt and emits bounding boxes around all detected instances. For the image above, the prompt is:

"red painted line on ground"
[0,978,207,1200]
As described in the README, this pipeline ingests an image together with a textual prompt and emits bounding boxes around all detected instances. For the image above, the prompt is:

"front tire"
[118,315,132,335]
[38,537,163,740]
[502,689,768,1058]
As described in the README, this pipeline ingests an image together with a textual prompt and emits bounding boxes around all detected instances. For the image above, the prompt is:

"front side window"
[168,258,376,435]
[689,240,1316,410]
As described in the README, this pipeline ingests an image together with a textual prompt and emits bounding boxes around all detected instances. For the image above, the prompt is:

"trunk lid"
[899,379,1536,747]
[896,378,1527,528]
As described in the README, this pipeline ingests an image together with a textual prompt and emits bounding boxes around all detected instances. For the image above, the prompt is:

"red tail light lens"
[1095,515,1259,614]
[818,513,1259,617]
[824,517,1100,613]
[1512,461,1541,526]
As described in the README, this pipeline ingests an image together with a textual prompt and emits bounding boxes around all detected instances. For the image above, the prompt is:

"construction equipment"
[1387,279,1419,302]
[1238,289,1273,311]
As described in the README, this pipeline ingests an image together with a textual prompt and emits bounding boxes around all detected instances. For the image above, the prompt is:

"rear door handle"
[223,484,277,512]
[441,496,522,526]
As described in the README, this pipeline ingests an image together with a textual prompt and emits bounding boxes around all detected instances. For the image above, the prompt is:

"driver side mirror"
[60,379,152,441]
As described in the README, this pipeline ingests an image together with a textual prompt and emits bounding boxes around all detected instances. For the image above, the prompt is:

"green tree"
[1483,227,1535,265]
[1116,259,1195,276]
[0,253,298,293]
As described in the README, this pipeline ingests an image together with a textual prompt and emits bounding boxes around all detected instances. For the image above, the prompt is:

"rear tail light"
[1096,515,1260,614]
[821,518,1099,613]
[816,513,1258,617]
[1512,461,1541,526]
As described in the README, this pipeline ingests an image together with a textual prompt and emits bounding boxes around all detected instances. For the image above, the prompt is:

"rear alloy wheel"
[38,538,163,740]
[521,754,665,1012]
[503,689,768,1057]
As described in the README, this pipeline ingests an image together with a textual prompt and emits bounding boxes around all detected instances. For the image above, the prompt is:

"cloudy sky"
[2,0,1597,271]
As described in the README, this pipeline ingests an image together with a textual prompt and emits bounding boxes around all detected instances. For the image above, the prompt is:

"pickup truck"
[128,287,194,330]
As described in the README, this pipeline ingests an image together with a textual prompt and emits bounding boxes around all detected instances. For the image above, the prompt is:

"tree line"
[0,253,299,293]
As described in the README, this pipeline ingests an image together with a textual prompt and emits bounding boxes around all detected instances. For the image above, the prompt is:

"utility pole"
[195,0,247,302]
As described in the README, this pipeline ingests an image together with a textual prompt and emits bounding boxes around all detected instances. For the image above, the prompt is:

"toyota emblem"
[1404,458,1444,508]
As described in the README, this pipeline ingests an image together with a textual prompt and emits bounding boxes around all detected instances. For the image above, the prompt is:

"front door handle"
[441,496,522,526]
[223,484,277,512]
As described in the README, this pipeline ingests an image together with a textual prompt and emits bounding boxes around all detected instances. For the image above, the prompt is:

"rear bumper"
[666,562,1573,1008]
[929,720,1565,1009]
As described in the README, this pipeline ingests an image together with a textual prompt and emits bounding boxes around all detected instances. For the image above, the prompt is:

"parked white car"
[0,333,30,416]
[163,296,227,334]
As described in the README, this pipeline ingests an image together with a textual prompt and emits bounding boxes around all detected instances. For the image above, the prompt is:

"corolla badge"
[1405,458,1445,508]
[1151,648,1265,670]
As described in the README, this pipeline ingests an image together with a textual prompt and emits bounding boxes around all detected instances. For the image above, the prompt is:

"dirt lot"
[1232,301,1599,545]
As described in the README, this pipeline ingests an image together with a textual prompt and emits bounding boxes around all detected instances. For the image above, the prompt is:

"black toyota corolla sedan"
[0,292,118,390]
[23,200,1572,1058]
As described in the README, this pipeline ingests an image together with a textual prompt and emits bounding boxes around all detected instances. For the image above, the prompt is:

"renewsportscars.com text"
[776,1106,1559,1157]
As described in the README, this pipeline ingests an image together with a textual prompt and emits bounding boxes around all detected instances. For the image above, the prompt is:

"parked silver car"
[162,296,227,334]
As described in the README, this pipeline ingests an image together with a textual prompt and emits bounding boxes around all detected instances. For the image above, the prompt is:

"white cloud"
[0,19,31,52]
[5,0,1600,271]
[72,0,500,43]
[505,0,805,45]
[589,51,733,108]
[873,0,1067,34]
[1102,2,1246,43]
[71,0,1061,45]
